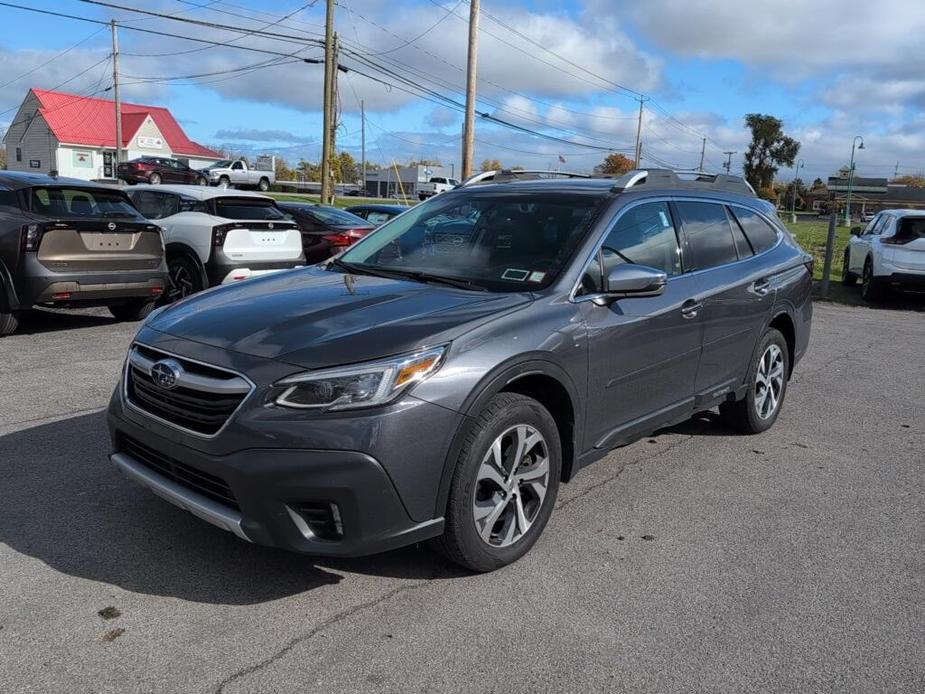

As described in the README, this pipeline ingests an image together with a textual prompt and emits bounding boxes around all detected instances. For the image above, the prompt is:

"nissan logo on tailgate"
[107,222,117,231]
[150,359,183,390]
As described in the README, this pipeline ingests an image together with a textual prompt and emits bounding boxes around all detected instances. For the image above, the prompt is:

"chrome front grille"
[125,344,253,437]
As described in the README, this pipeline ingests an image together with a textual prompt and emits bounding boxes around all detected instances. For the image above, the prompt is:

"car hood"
[147,267,532,368]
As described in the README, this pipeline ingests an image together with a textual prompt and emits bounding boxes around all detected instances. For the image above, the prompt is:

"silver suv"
[107,170,813,572]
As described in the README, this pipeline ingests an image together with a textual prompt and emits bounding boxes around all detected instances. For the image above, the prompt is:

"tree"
[811,177,827,191]
[335,151,360,183]
[408,159,442,167]
[597,153,634,175]
[480,159,503,171]
[0,145,6,170]
[892,174,925,187]
[742,114,800,192]
[782,177,807,210]
[274,156,294,181]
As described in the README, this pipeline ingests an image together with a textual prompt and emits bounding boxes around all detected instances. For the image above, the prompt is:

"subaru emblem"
[107,222,117,231]
[150,359,182,390]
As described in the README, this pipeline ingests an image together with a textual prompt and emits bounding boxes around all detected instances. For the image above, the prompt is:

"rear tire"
[163,256,204,304]
[149,172,162,185]
[434,393,561,572]
[197,176,208,186]
[720,327,789,434]
[841,249,857,285]
[861,257,886,302]
[257,177,270,192]
[108,299,155,322]
[0,309,19,336]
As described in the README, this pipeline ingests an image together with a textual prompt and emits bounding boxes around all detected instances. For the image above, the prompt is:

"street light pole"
[844,136,864,226]
[790,158,803,223]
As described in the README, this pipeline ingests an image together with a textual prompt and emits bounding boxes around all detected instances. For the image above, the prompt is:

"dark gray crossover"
[107,170,813,571]
[0,171,166,336]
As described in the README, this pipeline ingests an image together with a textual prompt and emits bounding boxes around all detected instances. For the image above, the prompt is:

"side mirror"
[850,226,862,237]
[593,264,667,306]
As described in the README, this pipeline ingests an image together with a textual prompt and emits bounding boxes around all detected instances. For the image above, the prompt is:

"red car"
[117,157,208,186]
[277,203,375,263]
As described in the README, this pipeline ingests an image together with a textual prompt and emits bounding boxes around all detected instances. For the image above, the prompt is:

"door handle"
[753,278,771,296]
[681,299,702,319]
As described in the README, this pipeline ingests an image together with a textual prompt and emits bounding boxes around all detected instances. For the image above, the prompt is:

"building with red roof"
[3,88,221,180]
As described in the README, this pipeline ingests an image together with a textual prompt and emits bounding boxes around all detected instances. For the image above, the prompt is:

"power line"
[0,26,106,91]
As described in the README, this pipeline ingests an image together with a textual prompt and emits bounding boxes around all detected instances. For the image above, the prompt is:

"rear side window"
[214,197,287,220]
[676,201,739,270]
[128,190,179,220]
[895,217,925,242]
[730,206,780,253]
[178,196,208,213]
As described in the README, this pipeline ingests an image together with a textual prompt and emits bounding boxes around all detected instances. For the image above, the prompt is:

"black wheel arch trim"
[432,354,584,518]
[0,259,19,312]
[164,242,208,289]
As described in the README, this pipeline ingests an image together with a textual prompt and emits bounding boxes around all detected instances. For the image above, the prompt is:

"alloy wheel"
[754,344,784,420]
[472,424,550,548]
[167,263,194,302]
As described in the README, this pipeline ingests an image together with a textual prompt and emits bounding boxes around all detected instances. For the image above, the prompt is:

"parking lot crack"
[214,566,449,693]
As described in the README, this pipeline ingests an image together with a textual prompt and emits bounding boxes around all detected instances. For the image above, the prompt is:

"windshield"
[338,191,605,291]
[29,187,140,218]
[214,197,287,220]
[206,160,233,169]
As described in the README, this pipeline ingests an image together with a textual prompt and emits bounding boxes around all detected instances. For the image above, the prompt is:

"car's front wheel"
[197,176,208,186]
[841,249,857,285]
[0,309,19,337]
[109,299,155,322]
[720,327,789,434]
[257,177,270,192]
[163,256,204,304]
[218,176,231,189]
[861,257,886,302]
[435,392,561,572]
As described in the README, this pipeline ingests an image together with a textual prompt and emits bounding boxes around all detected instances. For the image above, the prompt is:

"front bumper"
[108,411,445,557]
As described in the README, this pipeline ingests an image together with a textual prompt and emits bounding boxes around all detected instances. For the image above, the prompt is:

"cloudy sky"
[1,0,924,181]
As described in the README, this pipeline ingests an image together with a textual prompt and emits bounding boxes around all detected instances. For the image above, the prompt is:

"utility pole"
[633,97,645,168]
[894,161,900,178]
[360,99,366,197]
[698,137,706,172]
[320,0,336,204]
[461,0,480,179]
[723,151,736,174]
[111,20,123,174]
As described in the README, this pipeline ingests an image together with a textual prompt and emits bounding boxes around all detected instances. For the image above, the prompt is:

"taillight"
[21,223,42,252]
[323,228,370,248]
[212,223,235,246]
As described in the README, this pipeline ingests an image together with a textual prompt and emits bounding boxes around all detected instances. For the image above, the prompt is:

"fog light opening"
[288,501,344,542]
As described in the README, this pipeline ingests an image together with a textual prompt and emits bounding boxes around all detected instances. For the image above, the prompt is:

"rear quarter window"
[730,206,780,253]
[675,201,739,270]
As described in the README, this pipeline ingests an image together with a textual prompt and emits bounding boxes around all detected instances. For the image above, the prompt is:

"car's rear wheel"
[149,172,162,185]
[109,299,155,322]
[841,249,857,285]
[257,177,270,192]
[163,256,203,304]
[0,309,19,336]
[435,392,561,572]
[720,327,789,434]
[861,257,886,302]
[197,176,208,186]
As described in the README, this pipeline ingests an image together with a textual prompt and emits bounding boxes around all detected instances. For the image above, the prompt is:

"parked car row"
[117,156,275,191]
[0,172,383,336]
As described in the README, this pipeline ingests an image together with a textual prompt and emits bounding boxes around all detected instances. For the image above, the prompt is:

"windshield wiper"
[328,258,486,291]
[401,271,487,291]
[328,257,397,280]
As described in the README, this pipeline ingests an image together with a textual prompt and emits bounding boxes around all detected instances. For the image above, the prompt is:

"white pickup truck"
[417,176,460,200]
[203,156,276,191]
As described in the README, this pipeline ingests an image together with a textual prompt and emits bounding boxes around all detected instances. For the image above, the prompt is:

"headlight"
[274,346,446,411]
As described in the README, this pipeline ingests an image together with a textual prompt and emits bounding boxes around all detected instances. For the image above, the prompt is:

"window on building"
[15,147,22,162]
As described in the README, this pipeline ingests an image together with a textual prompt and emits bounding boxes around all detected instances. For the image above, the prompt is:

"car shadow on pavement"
[0,412,461,606]
[657,410,737,437]
[14,308,121,335]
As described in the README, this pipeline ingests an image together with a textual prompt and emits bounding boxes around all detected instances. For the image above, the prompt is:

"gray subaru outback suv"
[108,170,813,572]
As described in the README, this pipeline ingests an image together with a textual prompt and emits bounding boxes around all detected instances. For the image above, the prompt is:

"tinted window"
[676,201,739,270]
[178,196,208,213]
[128,190,179,219]
[297,206,368,226]
[727,207,753,258]
[30,187,139,218]
[214,197,286,220]
[341,192,604,292]
[895,216,925,242]
[367,211,392,225]
[730,206,780,253]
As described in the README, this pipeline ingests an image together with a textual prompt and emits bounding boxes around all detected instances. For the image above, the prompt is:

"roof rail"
[458,169,591,188]
[608,169,756,196]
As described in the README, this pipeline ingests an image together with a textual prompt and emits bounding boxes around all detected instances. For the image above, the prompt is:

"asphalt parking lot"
[1,301,923,693]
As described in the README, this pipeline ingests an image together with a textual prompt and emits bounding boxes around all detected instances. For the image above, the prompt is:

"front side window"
[676,201,739,270]
[231,161,244,170]
[30,187,140,218]
[730,206,779,253]
[128,190,179,219]
[178,196,208,213]
[580,201,681,294]
[339,191,605,292]
[214,197,287,220]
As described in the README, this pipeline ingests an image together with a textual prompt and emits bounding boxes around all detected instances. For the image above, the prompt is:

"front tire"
[435,393,561,572]
[0,309,19,336]
[720,327,789,434]
[218,176,231,189]
[841,249,857,285]
[108,299,155,322]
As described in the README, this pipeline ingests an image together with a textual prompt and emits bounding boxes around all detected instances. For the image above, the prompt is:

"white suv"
[127,185,304,302]
[844,209,925,301]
